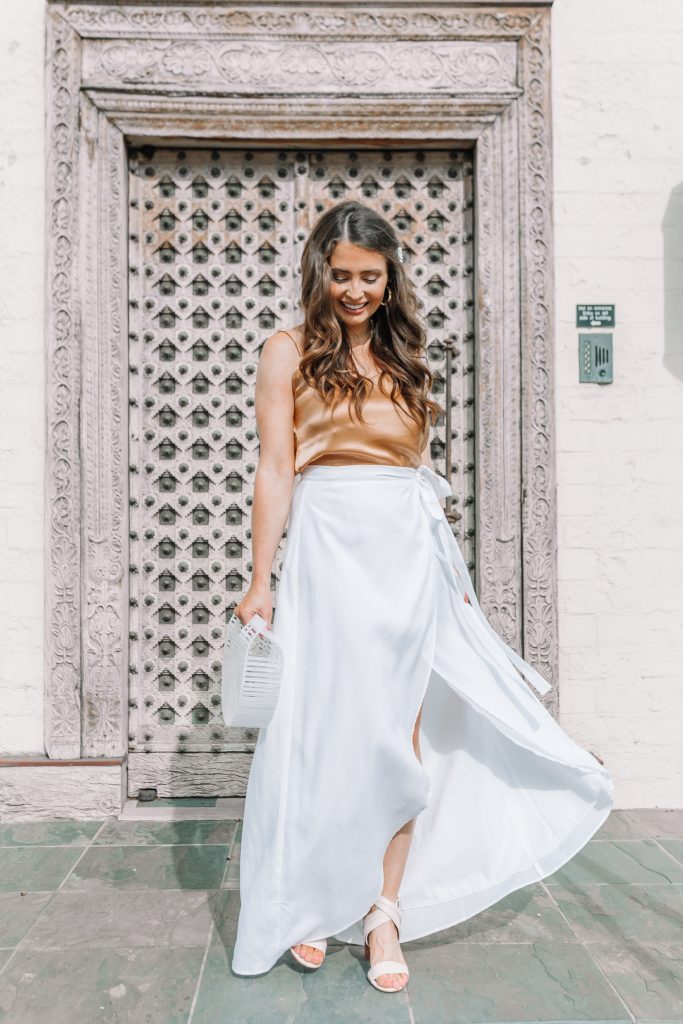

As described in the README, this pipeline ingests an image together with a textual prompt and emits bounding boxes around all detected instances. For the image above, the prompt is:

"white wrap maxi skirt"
[230,464,614,976]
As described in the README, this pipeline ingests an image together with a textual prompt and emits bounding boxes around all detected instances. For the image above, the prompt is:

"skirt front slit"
[230,464,613,976]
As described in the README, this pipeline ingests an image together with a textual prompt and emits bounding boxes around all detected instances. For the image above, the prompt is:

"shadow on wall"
[662,182,683,380]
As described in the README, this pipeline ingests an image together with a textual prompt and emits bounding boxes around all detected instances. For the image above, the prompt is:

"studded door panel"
[127,147,473,790]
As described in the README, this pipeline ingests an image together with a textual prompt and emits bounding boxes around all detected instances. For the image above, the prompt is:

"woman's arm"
[234,331,300,627]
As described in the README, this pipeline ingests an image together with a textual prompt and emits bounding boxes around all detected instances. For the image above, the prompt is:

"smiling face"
[328,241,388,333]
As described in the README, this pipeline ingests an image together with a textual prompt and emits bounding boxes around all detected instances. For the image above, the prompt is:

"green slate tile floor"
[0,809,681,1023]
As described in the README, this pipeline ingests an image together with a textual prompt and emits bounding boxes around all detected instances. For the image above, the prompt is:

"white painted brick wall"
[0,0,45,755]
[553,0,683,806]
[0,0,681,806]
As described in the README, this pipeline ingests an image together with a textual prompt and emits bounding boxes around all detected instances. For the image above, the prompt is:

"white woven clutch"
[221,612,284,727]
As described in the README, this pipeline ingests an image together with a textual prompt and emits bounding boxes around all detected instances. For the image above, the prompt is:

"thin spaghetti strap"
[279,328,303,359]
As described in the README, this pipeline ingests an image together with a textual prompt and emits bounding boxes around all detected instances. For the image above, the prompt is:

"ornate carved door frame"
[45,2,557,793]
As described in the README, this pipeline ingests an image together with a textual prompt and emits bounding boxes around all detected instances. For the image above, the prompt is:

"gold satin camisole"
[292,365,430,475]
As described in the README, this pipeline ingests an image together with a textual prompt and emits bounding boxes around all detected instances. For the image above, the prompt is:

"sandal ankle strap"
[363,894,402,943]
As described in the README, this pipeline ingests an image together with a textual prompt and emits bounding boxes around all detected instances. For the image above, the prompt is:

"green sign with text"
[576,304,615,328]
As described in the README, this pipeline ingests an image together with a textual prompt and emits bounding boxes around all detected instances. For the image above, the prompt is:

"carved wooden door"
[126,145,474,798]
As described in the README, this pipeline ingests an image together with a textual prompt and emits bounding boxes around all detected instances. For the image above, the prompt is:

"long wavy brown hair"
[297,200,443,436]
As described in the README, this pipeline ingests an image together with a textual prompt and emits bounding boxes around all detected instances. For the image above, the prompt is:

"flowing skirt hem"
[335,778,613,945]
[231,781,612,975]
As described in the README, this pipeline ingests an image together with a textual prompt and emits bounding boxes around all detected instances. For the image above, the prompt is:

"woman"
[230,200,613,991]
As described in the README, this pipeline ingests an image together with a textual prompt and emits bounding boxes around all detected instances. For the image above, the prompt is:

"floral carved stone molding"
[61,5,542,39]
[84,39,518,92]
[45,2,557,778]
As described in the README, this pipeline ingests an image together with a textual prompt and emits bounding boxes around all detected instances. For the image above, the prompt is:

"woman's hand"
[464,593,471,604]
[234,584,273,629]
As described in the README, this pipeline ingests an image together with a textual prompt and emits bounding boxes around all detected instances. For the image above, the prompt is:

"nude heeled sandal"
[363,894,410,992]
[289,938,327,970]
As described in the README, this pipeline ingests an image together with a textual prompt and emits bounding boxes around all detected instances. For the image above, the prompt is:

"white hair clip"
[396,244,404,264]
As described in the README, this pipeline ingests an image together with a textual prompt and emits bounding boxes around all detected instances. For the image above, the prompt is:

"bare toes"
[378,972,408,989]
[296,944,323,964]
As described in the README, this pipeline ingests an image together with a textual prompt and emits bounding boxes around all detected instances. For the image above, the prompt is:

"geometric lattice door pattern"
[127,146,474,797]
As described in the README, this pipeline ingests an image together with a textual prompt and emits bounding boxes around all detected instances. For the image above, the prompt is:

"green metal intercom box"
[578,333,613,384]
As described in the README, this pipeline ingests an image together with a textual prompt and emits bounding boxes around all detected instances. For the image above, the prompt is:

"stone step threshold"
[0,756,246,821]
[120,797,246,821]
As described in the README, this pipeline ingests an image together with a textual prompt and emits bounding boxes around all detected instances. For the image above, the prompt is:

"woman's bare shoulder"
[259,326,305,385]
[264,325,305,357]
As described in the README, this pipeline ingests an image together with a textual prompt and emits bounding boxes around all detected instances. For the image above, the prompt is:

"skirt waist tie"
[415,464,551,698]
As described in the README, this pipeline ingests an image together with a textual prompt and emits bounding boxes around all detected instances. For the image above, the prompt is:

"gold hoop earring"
[380,287,393,307]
